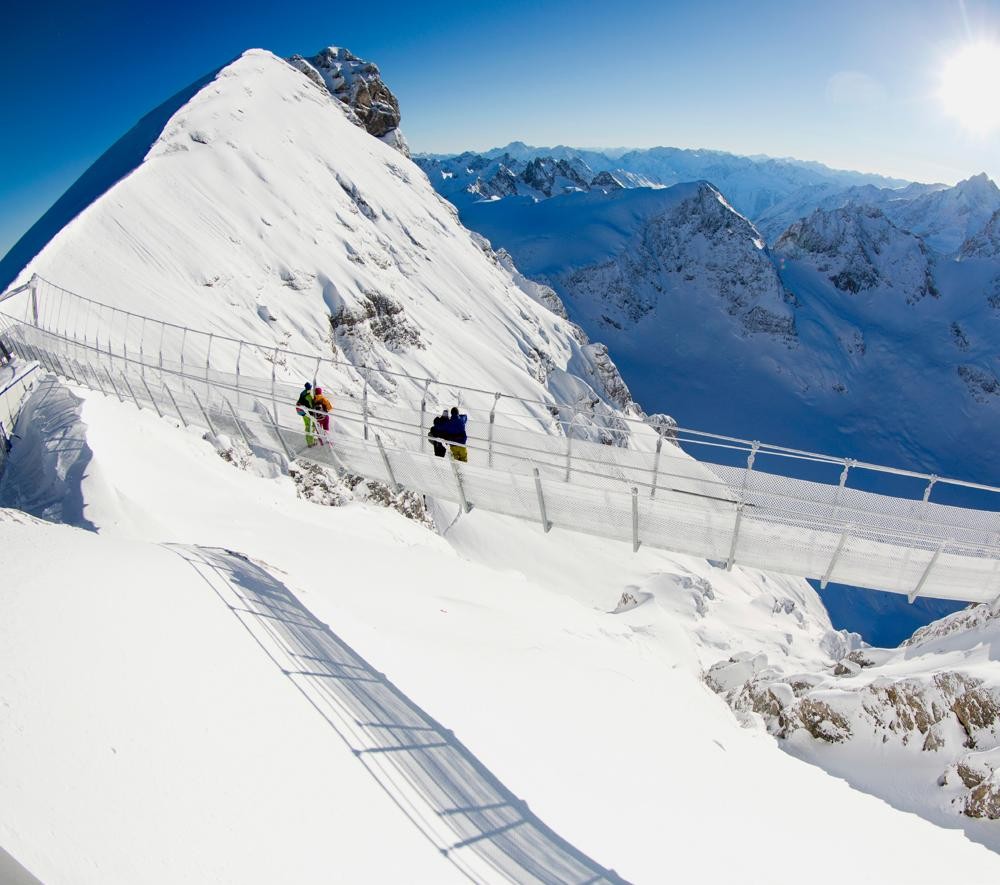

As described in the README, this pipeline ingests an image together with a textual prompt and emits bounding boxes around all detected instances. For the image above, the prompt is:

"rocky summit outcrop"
[590,170,625,192]
[288,46,408,155]
[774,205,938,304]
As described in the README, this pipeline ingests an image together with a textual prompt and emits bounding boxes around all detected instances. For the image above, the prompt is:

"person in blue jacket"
[444,406,468,462]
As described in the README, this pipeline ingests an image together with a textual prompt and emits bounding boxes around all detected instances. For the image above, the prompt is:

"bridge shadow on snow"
[168,544,625,884]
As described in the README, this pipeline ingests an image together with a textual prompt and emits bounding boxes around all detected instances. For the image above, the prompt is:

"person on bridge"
[428,413,448,457]
[296,382,317,447]
[312,387,333,445]
[444,406,468,462]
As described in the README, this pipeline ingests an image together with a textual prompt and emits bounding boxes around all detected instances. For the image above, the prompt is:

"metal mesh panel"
[8,300,1000,605]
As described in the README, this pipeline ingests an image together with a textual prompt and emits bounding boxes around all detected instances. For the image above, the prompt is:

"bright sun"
[939,42,1000,134]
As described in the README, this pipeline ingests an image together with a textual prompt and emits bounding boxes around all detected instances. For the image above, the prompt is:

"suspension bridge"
[3,274,1000,606]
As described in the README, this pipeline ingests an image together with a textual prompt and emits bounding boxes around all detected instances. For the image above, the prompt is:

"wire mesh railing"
[4,274,1000,604]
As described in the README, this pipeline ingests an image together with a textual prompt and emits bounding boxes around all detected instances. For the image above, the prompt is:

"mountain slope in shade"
[961,208,1000,259]
[462,185,1000,486]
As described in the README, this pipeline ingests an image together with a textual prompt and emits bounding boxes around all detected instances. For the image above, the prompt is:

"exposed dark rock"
[957,365,1000,403]
[289,46,408,154]
[329,290,423,354]
[591,170,625,192]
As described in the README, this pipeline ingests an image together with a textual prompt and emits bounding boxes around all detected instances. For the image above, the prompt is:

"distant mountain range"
[417,144,1000,645]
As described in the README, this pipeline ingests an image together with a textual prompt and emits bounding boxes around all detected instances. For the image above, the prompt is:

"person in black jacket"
[428,413,447,457]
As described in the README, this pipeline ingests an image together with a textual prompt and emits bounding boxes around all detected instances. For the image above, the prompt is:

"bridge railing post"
[190,386,216,436]
[650,435,663,499]
[121,372,143,411]
[29,274,39,327]
[726,440,759,571]
[449,452,472,513]
[362,372,370,441]
[564,410,576,482]
[225,397,253,449]
[487,392,501,468]
[259,398,293,461]
[270,347,280,425]
[140,375,163,418]
[821,523,855,589]
[163,383,187,427]
[376,433,400,493]
[533,467,552,533]
[104,367,124,403]
[632,486,640,552]
[909,539,948,604]
[419,379,431,448]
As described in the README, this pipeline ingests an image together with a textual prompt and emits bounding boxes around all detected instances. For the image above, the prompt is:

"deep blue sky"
[2,0,999,257]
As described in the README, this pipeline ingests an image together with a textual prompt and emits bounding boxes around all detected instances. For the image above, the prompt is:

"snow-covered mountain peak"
[888,172,1000,255]
[960,208,1000,259]
[7,48,645,439]
[287,45,408,155]
[774,204,937,301]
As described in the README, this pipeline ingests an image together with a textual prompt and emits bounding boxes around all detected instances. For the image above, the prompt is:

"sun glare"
[939,41,1000,134]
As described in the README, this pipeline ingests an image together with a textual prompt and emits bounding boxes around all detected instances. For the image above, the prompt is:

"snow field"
[2,381,998,882]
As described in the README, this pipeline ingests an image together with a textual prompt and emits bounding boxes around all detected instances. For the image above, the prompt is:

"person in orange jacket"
[312,386,333,444]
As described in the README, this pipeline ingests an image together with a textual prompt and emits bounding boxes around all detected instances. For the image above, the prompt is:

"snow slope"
[3,375,999,882]
[0,49,632,438]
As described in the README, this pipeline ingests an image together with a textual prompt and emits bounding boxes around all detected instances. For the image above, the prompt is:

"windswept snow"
[2,378,999,882]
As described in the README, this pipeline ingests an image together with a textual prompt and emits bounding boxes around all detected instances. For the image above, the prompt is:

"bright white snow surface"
[2,377,999,883]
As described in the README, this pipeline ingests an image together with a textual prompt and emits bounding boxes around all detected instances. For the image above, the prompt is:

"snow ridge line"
[168,545,626,885]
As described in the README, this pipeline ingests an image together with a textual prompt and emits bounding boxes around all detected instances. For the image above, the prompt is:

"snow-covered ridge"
[418,141,908,223]
[2,48,645,442]
[462,180,794,347]
[7,378,999,881]
[774,204,938,303]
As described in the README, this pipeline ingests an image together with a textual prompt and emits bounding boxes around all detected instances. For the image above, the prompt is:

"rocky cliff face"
[288,46,409,155]
[707,601,1000,821]
[774,205,938,303]
[888,173,1000,255]
[554,182,796,341]
[960,208,1000,259]
[415,152,633,207]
